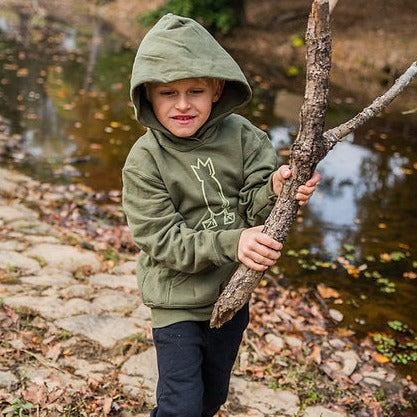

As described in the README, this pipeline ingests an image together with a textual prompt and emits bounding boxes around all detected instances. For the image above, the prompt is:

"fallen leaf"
[373,352,390,363]
[317,284,340,299]
[103,397,113,416]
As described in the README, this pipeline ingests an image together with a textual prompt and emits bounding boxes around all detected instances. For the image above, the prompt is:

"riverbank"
[1,161,416,414]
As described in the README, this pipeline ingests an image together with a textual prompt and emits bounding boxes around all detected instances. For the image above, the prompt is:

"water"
[1,9,417,380]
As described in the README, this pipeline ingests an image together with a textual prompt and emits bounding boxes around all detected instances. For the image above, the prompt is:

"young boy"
[122,14,320,417]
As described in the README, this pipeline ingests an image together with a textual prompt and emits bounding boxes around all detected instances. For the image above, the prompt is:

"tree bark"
[210,0,417,329]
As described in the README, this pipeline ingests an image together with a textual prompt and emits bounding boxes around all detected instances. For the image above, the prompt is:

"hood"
[130,14,252,137]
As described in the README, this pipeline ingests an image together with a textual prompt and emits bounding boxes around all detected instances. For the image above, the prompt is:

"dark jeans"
[150,304,249,417]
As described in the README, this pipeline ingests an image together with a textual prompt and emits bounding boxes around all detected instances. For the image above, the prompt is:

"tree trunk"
[210,0,417,329]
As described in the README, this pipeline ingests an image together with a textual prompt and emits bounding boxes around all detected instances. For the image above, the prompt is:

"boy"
[122,14,320,417]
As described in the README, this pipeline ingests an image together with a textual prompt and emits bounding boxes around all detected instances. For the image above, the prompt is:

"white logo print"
[191,157,235,229]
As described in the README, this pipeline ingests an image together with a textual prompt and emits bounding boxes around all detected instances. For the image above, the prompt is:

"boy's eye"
[160,91,175,96]
[190,89,204,94]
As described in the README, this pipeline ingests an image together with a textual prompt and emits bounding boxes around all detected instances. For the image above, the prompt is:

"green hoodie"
[122,14,278,327]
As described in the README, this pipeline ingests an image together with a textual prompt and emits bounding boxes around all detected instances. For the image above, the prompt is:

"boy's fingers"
[241,257,268,271]
[297,185,316,195]
[276,165,291,182]
[305,171,321,187]
[255,233,283,251]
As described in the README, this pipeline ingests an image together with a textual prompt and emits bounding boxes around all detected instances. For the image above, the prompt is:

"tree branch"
[211,0,332,328]
[210,2,417,329]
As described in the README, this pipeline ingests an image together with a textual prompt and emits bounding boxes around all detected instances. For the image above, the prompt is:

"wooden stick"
[211,0,332,328]
[210,8,417,329]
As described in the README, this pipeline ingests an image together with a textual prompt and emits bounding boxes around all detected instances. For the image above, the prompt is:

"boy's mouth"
[172,115,195,123]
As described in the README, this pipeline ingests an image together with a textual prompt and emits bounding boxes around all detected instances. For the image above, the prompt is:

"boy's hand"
[238,226,282,271]
[272,165,321,206]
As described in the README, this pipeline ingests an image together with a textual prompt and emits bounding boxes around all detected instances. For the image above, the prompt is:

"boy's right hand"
[238,226,282,271]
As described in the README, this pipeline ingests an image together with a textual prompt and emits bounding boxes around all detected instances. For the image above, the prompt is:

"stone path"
[0,167,348,416]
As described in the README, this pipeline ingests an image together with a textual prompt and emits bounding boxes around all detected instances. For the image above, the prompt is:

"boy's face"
[146,78,224,138]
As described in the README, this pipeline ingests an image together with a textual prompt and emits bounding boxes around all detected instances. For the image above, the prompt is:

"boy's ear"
[213,80,225,102]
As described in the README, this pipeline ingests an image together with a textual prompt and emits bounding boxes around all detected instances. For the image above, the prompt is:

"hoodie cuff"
[214,228,245,263]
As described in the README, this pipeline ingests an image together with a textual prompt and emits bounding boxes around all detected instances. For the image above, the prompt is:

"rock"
[112,261,137,275]
[60,284,94,298]
[230,377,299,415]
[284,335,303,349]
[303,405,347,417]
[89,273,138,290]
[59,357,112,381]
[265,333,284,351]
[329,309,344,322]
[0,204,38,223]
[91,290,138,313]
[122,348,158,383]
[336,350,360,376]
[120,348,158,402]
[25,244,101,273]
[0,371,18,388]
[55,314,141,348]
[0,239,26,251]
[0,250,41,274]
[20,273,76,288]
[7,219,55,235]
[131,304,152,326]
[3,295,94,320]
[18,365,86,391]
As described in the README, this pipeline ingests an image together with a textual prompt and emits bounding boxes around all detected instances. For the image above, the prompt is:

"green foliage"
[373,321,417,365]
[2,398,35,416]
[140,0,238,34]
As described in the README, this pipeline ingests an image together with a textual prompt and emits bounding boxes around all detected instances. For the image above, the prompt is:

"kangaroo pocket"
[138,263,238,309]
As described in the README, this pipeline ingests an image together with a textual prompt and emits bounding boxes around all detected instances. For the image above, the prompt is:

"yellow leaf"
[378,223,387,229]
[373,352,390,363]
[110,121,120,128]
[317,284,340,299]
[402,168,413,175]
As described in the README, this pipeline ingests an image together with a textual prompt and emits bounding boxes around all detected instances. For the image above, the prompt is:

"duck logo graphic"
[191,157,235,229]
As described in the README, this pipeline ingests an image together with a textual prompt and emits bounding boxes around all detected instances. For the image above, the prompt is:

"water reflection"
[0,10,140,189]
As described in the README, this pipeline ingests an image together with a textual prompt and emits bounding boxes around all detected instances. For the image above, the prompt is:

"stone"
[55,314,141,348]
[336,350,360,376]
[0,239,26,251]
[24,235,60,244]
[0,250,41,274]
[25,244,101,273]
[3,295,92,320]
[7,219,54,235]
[60,284,94,298]
[329,309,344,322]
[120,348,158,403]
[59,357,112,380]
[92,290,138,313]
[0,371,18,388]
[284,336,303,349]
[121,348,158,383]
[303,405,347,417]
[230,377,299,415]
[112,261,137,275]
[89,273,138,290]
[20,273,77,288]
[18,365,86,391]
[0,205,38,223]
[131,304,152,326]
[265,333,284,351]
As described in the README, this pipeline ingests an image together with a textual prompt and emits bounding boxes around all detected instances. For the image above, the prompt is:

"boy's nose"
[175,94,191,111]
